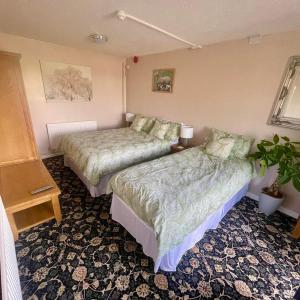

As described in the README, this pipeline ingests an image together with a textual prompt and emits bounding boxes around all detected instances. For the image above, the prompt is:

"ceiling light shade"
[117,10,127,21]
[89,33,108,43]
[180,125,194,139]
[125,112,135,122]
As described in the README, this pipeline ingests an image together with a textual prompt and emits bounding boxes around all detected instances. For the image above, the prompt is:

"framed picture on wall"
[40,61,93,102]
[152,69,175,93]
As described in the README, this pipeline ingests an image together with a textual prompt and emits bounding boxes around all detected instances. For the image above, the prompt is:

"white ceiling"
[0,0,300,57]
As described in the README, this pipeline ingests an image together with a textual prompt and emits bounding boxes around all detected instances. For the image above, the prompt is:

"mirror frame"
[269,56,300,130]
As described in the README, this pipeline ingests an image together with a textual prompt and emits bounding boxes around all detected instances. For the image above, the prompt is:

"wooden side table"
[170,144,194,154]
[0,160,61,240]
[292,219,300,238]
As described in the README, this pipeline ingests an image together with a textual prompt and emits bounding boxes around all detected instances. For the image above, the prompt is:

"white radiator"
[47,121,98,151]
[0,196,23,300]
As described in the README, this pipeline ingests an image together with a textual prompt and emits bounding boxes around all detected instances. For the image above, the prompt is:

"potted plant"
[249,134,300,216]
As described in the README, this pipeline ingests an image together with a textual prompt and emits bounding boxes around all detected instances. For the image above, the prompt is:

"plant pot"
[259,192,284,216]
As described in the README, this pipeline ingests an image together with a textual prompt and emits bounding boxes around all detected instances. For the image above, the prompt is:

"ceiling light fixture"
[116,10,201,49]
[89,33,108,43]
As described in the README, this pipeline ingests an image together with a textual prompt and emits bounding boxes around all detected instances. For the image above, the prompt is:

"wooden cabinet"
[0,51,38,166]
[0,51,61,239]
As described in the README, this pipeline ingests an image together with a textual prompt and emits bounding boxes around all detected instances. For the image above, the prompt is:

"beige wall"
[126,31,300,214]
[0,32,124,156]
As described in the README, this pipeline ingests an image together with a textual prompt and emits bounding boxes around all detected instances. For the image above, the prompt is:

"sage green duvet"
[58,128,171,185]
[107,147,255,257]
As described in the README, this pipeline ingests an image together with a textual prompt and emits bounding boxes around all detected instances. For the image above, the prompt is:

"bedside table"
[170,144,194,154]
[292,218,300,238]
[0,160,61,240]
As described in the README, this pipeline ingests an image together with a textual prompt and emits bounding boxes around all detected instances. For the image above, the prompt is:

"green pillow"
[142,117,156,133]
[165,122,181,141]
[205,133,235,159]
[130,114,141,123]
[206,128,253,159]
[230,135,254,158]
[149,120,170,139]
[205,128,225,146]
[130,116,147,132]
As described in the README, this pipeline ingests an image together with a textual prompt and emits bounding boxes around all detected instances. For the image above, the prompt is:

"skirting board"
[246,192,299,219]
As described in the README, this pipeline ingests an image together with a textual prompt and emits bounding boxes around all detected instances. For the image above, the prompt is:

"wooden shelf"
[14,201,54,233]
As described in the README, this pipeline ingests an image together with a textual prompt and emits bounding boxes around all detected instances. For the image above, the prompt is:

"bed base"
[64,156,114,197]
[111,184,249,272]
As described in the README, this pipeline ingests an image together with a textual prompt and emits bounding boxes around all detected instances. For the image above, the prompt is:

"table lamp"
[180,125,194,146]
[125,112,135,125]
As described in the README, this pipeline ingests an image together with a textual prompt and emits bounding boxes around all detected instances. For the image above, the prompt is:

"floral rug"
[16,156,300,300]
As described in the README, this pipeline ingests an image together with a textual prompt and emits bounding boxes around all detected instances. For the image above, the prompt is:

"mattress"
[111,184,249,272]
[59,127,172,186]
[108,147,255,258]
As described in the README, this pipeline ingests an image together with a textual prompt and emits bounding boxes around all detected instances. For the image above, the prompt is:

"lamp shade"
[180,126,194,139]
[125,112,135,122]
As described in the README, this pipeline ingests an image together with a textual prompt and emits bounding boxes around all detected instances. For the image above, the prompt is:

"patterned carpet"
[16,156,300,300]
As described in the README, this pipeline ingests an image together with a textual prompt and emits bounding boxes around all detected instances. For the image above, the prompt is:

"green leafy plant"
[248,134,300,198]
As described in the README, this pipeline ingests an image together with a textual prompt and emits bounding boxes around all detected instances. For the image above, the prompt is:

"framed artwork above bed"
[40,61,93,102]
[152,68,175,93]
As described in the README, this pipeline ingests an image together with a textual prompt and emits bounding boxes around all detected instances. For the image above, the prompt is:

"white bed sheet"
[64,156,114,197]
[110,183,249,272]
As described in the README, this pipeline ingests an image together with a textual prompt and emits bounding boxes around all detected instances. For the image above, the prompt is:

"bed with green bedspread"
[107,147,256,258]
[58,128,171,186]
